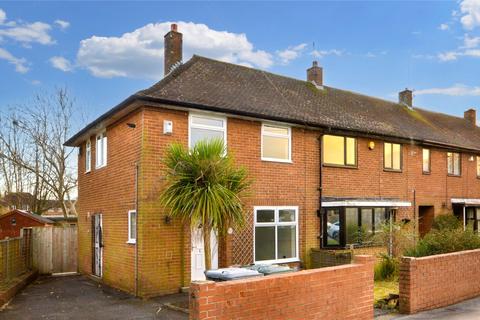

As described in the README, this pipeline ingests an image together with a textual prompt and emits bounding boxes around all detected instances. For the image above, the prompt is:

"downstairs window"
[323,207,394,248]
[254,206,298,263]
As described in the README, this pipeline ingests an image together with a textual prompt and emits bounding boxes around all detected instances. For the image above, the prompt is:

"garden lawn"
[374,279,399,305]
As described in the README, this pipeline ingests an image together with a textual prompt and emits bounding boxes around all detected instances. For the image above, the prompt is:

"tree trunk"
[203,226,212,271]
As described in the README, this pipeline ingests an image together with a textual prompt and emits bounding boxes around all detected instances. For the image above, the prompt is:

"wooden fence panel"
[32,226,77,274]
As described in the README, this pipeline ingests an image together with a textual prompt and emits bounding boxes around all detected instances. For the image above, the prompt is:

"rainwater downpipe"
[134,162,139,297]
[318,133,323,247]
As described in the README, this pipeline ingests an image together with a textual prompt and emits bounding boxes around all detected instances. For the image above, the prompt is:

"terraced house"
[66,24,480,297]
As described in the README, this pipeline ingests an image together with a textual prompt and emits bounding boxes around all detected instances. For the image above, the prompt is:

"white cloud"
[276,43,307,64]
[49,56,73,72]
[462,34,480,48]
[460,0,480,30]
[416,84,480,96]
[76,21,273,79]
[0,47,28,73]
[54,19,70,30]
[438,51,460,61]
[311,49,343,59]
[0,9,6,25]
[0,21,54,45]
[439,23,450,31]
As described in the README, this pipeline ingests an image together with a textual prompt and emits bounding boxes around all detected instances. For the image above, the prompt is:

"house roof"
[1,209,54,225]
[65,55,480,152]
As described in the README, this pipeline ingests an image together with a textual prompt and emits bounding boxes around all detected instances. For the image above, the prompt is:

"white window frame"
[95,131,107,169]
[127,210,136,244]
[261,123,292,163]
[85,139,91,173]
[253,206,299,264]
[188,113,227,150]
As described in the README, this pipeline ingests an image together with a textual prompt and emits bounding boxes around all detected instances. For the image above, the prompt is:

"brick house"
[65,24,480,297]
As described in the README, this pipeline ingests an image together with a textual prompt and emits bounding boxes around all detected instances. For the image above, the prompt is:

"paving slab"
[0,275,188,320]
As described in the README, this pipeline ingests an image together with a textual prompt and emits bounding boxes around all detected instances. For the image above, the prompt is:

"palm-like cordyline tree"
[160,139,250,270]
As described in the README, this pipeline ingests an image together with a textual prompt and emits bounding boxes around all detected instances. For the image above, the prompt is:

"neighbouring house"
[41,200,78,226]
[65,24,480,297]
[0,193,77,226]
[0,192,36,213]
[0,209,53,239]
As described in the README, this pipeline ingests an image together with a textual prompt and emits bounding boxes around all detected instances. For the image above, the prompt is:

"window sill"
[383,169,402,173]
[261,157,292,164]
[126,240,136,245]
[254,258,299,264]
[322,164,358,169]
[422,171,431,175]
[95,164,107,170]
[85,170,91,174]
[447,174,462,178]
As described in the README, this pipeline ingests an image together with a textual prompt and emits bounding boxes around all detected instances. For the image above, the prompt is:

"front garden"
[373,213,480,312]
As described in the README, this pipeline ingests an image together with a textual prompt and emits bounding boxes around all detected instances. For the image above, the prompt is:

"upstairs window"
[447,152,461,176]
[477,156,480,177]
[384,142,401,171]
[261,124,291,162]
[85,139,91,173]
[323,135,357,167]
[96,131,107,168]
[189,114,226,148]
[422,148,430,174]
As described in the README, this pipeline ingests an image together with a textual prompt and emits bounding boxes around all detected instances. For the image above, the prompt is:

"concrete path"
[0,275,188,320]
[376,296,480,320]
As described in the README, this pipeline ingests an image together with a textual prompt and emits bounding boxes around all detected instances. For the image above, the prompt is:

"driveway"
[0,275,188,320]
[376,296,480,320]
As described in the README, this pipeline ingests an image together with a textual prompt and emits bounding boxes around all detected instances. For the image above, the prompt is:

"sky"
[1,1,480,130]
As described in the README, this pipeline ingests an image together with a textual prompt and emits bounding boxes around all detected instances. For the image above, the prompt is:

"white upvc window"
[188,113,227,149]
[85,139,91,173]
[127,210,136,244]
[95,131,107,169]
[254,206,298,264]
[261,124,291,162]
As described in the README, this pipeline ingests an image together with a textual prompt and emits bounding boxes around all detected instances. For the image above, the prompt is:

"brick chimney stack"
[164,23,183,76]
[399,89,413,109]
[307,61,323,86]
[464,108,477,126]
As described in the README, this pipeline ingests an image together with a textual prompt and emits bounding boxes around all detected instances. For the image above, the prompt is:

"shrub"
[373,221,416,257]
[374,253,399,281]
[431,214,461,231]
[404,227,480,257]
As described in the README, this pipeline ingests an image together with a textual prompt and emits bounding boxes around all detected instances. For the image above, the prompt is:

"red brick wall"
[399,249,480,314]
[76,109,143,293]
[324,138,480,230]
[0,213,46,239]
[189,255,375,320]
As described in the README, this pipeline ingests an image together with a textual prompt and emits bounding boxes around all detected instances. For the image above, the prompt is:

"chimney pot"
[307,61,323,87]
[399,89,413,109]
[464,108,476,126]
[164,24,183,76]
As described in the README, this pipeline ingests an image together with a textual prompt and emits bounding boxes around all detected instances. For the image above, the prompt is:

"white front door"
[93,214,103,278]
[191,227,218,281]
